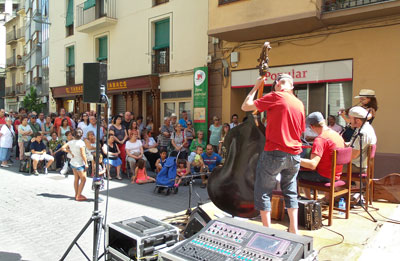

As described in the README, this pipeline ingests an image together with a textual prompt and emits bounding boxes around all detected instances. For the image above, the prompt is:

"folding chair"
[298,147,353,226]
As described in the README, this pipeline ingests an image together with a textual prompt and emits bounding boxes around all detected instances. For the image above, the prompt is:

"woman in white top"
[17,116,33,160]
[61,128,88,201]
[125,133,144,177]
[142,129,159,171]
[0,118,15,167]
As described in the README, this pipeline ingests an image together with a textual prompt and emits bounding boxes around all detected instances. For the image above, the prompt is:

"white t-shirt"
[352,122,377,168]
[0,125,14,148]
[68,139,86,167]
[125,140,142,155]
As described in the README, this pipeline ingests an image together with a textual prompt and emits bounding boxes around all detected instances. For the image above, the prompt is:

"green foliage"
[22,86,45,113]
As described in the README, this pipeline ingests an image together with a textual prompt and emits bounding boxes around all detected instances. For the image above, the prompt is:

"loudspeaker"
[183,207,211,238]
[83,63,107,103]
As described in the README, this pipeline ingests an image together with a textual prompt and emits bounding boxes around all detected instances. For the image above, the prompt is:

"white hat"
[170,113,177,118]
[348,106,368,119]
[354,89,375,98]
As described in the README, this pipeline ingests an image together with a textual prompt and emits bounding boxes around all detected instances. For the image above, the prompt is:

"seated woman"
[132,159,155,184]
[171,123,189,159]
[125,132,145,177]
[48,132,64,170]
[142,129,159,171]
[30,133,54,175]
[102,134,122,180]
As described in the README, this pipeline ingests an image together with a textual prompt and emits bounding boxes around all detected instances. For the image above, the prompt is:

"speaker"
[83,63,107,103]
[183,207,211,238]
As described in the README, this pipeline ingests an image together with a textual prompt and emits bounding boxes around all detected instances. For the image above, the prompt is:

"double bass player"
[241,73,305,234]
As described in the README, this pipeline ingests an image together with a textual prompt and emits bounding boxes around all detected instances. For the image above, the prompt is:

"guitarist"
[242,73,305,234]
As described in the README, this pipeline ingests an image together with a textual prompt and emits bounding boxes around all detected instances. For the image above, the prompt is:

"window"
[153,0,169,6]
[218,0,241,5]
[152,19,170,73]
[66,0,74,36]
[162,100,192,120]
[66,46,75,85]
[97,36,108,62]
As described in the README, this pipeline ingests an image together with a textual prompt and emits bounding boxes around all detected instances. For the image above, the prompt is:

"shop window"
[162,100,192,120]
[164,102,175,117]
[97,36,108,62]
[66,0,74,36]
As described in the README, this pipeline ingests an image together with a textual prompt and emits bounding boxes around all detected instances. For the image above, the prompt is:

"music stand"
[350,112,377,223]
[60,94,109,261]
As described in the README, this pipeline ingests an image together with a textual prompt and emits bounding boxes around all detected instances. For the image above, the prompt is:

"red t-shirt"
[312,129,345,180]
[254,91,305,155]
[0,117,6,125]
[54,116,73,133]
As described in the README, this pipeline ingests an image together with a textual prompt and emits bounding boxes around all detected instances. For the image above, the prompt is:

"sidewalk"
[0,162,209,261]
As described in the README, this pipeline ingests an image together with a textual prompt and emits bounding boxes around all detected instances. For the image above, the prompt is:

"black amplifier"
[298,198,322,231]
[158,217,314,261]
[106,216,179,261]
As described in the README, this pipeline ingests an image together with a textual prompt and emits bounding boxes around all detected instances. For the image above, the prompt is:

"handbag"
[6,125,17,147]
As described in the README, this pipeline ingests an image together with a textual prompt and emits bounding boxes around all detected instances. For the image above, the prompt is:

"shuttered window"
[83,0,95,10]
[67,46,74,66]
[153,19,170,50]
[97,36,108,61]
[66,0,74,26]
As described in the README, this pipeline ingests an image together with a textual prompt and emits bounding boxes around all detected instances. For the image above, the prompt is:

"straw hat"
[354,89,375,98]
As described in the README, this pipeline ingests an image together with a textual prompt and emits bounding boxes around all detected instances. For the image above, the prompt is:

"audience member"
[110,115,128,174]
[18,116,33,160]
[328,115,343,133]
[126,132,144,177]
[229,114,239,129]
[178,110,189,128]
[159,117,174,151]
[0,117,15,168]
[102,133,122,180]
[132,159,155,184]
[201,144,222,188]
[209,116,222,153]
[30,133,54,175]
[142,129,159,171]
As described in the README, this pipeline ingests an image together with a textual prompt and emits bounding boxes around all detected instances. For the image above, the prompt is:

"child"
[60,131,74,176]
[92,154,106,191]
[132,159,155,184]
[190,146,205,173]
[155,149,168,173]
[174,159,189,188]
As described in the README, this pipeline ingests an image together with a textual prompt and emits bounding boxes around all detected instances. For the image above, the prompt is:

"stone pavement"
[0,163,209,261]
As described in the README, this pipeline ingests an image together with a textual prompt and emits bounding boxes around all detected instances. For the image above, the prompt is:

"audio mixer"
[158,217,313,261]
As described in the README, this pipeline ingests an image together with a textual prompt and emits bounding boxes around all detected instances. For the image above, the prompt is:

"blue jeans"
[254,150,300,211]
[0,147,11,162]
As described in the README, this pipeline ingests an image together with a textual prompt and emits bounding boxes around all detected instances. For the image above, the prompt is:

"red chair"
[298,147,353,226]
[351,144,376,209]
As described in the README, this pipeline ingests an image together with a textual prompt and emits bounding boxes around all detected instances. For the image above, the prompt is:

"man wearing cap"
[299,112,345,198]
[170,113,178,128]
[345,106,377,173]
[242,73,305,234]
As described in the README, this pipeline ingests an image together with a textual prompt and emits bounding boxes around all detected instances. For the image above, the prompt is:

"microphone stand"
[350,111,377,223]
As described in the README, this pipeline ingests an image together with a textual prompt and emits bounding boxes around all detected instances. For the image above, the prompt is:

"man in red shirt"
[0,109,6,128]
[53,108,73,133]
[299,112,345,198]
[242,73,305,234]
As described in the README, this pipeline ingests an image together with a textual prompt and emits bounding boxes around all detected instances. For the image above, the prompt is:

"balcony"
[17,26,25,40]
[208,0,400,41]
[6,57,17,69]
[321,0,400,25]
[16,83,25,95]
[6,31,17,44]
[17,57,25,67]
[5,87,16,97]
[152,48,170,74]
[76,0,117,33]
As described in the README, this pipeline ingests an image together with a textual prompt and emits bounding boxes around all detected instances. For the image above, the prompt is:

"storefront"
[231,59,353,126]
[51,74,161,133]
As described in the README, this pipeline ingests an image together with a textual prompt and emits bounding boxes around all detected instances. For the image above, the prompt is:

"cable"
[375,211,400,224]
[317,226,345,255]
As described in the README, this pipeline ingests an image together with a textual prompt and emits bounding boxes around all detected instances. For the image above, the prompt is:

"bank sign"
[193,67,208,142]
[231,59,353,88]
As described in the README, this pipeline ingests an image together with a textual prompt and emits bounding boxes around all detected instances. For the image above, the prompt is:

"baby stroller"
[154,155,177,195]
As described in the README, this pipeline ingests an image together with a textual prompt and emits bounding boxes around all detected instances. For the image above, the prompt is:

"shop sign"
[231,59,353,88]
[193,67,208,141]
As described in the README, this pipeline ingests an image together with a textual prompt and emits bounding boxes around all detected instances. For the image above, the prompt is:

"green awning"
[83,0,96,10]
[67,46,75,66]
[153,19,170,50]
[97,36,107,61]
[66,0,74,26]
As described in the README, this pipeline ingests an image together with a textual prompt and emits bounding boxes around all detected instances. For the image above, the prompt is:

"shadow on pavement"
[37,193,95,202]
[0,251,26,261]
[99,177,209,213]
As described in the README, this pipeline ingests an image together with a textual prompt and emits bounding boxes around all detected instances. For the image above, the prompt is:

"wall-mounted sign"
[193,67,208,141]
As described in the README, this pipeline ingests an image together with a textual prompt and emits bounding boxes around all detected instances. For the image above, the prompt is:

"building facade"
[49,0,208,134]
[208,0,400,176]
[4,0,24,112]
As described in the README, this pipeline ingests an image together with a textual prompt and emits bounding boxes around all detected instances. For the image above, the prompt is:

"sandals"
[76,195,87,201]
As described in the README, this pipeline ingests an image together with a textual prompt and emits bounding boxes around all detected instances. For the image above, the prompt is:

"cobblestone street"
[0,164,209,261]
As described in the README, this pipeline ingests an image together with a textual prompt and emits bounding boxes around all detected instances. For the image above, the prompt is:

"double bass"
[207,42,271,218]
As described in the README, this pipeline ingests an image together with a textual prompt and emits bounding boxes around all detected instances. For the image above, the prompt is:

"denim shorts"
[71,165,85,171]
[298,170,330,183]
[254,150,300,211]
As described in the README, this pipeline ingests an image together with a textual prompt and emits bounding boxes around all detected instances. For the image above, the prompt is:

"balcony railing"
[17,26,25,39]
[6,57,17,68]
[17,58,25,67]
[6,31,17,43]
[5,87,16,96]
[16,84,25,95]
[322,0,393,12]
[76,0,117,29]
[152,48,170,74]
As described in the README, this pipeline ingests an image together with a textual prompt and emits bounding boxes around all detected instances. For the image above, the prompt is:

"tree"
[22,86,45,113]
